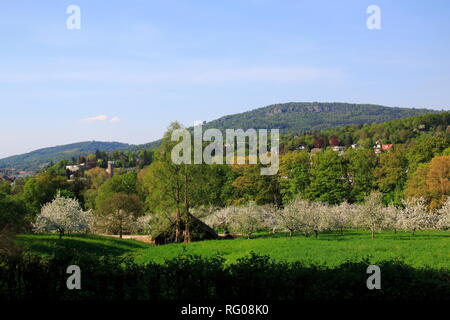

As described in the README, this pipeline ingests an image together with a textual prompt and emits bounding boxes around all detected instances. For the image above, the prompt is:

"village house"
[373,140,394,154]
[66,164,83,180]
[331,146,345,153]
[381,144,393,152]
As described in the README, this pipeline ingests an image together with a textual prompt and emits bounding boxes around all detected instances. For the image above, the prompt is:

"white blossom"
[353,192,385,239]
[276,198,306,237]
[229,202,264,238]
[382,204,402,231]
[327,201,354,234]
[33,194,92,238]
[260,204,281,233]
[436,197,450,230]
[399,198,439,235]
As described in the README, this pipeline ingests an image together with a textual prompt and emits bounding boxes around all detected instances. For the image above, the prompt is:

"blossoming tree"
[33,194,92,239]
[354,192,385,240]
[400,198,439,235]
[436,197,450,230]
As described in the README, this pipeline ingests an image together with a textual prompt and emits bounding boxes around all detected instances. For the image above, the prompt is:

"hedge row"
[0,250,449,301]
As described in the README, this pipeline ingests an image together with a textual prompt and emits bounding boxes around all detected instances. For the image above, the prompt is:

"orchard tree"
[436,197,450,230]
[277,198,306,238]
[399,198,438,236]
[33,194,92,239]
[301,201,329,238]
[95,193,143,238]
[229,202,264,239]
[203,206,239,232]
[277,198,329,238]
[330,201,355,235]
[382,204,402,232]
[260,204,281,234]
[354,192,385,240]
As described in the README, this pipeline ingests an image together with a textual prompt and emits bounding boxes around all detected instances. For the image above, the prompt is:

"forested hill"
[125,103,438,152]
[0,102,440,171]
[202,102,437,134]
[0,141,130,171]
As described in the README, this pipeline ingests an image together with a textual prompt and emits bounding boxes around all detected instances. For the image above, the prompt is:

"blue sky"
[1,0,450,158]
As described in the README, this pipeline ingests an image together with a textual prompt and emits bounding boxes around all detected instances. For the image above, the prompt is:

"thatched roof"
[152,213,218,245]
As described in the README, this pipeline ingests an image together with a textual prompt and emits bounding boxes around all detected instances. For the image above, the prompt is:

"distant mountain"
[136,103,438,148]
[0,102,439,172]
[200,102,438,134]
[0,141,130,171]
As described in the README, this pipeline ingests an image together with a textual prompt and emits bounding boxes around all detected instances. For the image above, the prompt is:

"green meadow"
[17,230,450,270]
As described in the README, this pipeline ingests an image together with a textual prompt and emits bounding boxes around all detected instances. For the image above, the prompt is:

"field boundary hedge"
[0,250,449,301]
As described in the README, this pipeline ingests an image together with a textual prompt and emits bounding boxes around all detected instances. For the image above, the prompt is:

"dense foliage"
[203,102,436,135]
[0,141,131,171]
[0,112,448,240]
[0,251,448,301]
[0,102,437,171]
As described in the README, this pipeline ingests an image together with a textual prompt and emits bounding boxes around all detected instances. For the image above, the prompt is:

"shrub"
[0,252,449,301]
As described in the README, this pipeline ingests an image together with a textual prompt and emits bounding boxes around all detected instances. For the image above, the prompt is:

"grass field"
[17,230,450,269]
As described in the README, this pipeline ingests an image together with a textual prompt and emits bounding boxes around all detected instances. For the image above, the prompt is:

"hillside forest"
[1,112,449,241]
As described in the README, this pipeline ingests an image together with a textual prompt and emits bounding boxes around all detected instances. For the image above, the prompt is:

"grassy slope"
[133,230,450,269]
[16,234,149,257]
[17,230,450,269]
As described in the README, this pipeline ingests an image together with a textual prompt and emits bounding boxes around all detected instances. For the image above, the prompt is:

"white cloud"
[80,115,121,123]
[81,115,108,123]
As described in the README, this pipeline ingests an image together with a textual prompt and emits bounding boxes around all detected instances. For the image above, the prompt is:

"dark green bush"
[0,251,448,301]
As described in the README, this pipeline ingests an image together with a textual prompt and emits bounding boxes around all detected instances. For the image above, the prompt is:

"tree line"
[1,112,449,241]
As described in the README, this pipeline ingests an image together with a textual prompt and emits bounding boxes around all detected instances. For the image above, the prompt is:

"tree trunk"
[314,230,318,238]
[184,168,191,243]
[372,231,374,240]
[175,191,181,243]
[289,230,293,238]
[175,169,182,243]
